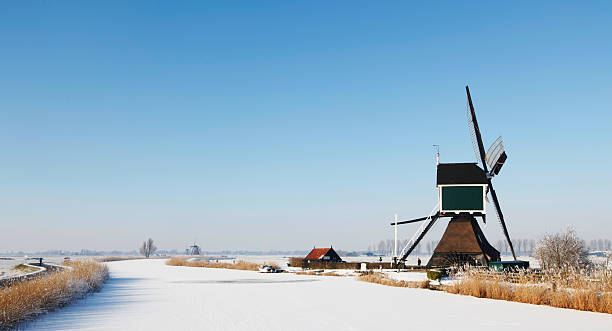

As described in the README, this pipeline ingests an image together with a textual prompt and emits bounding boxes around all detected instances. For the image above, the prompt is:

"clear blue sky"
[1,1,611,252]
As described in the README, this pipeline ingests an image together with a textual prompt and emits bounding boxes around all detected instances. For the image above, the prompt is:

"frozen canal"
[25,259,612,331]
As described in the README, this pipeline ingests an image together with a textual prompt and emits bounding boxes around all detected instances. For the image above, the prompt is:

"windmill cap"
[437,163,487,185]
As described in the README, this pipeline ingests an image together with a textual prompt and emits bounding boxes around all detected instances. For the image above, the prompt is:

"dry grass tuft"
[166,257,279,271]
[294,271,344,277]
[444,267,612,314]
[95,256,167,262]
[359,267,611,314]
[0,260,109,329]
[358,272,430,289]
[95,256,140,262]
[321,272,342,277]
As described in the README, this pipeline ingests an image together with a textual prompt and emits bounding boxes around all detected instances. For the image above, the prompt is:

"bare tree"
[139,238,157,258]
[535,228,590,271]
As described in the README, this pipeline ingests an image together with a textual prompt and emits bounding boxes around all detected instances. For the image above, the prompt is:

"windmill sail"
[467,100,485,168]
[466,86,517,260]
[486,136,507,175]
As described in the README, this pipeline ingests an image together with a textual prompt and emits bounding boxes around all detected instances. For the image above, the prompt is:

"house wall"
[323,249,342,262]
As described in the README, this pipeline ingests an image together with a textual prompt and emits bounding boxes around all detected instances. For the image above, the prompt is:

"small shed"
[304,247,342,262]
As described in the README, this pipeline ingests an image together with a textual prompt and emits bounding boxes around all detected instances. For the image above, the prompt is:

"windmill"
[391,86,517,268]
[187,242,201,255]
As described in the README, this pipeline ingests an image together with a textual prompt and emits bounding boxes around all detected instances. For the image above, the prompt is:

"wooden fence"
[288,258,427,270]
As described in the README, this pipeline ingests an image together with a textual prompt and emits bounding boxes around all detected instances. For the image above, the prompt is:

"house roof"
[305,247,332,260]
[437,163,488,185]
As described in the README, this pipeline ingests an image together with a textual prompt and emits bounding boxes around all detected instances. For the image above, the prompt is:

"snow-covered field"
[22,259,612,331]
[0,256,66,279]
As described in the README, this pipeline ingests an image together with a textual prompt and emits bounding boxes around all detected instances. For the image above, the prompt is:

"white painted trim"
[437,184,487,187]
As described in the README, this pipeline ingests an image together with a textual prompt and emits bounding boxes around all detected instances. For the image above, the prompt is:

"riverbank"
[0,260,108,329]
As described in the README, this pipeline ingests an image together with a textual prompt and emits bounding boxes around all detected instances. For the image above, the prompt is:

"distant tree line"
[367,239,440,256]
[368,237,611,257]
[495,239,536,256]
[587,239,612,251]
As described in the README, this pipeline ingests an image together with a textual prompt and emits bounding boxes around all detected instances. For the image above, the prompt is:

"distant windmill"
[187,242,201,255]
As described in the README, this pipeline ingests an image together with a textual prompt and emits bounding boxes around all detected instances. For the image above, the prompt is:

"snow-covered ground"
[23,259,612,331]
[0,256,66,270]
[0,256,66,279]
[385,270,428,282]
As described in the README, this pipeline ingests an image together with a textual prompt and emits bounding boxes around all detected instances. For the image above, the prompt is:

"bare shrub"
[288,257,304,268]
[0,260,109,329]
[535,228,590,271]
[139,238,157,258]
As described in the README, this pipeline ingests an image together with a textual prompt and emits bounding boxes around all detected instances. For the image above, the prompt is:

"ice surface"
[25,259,612,331]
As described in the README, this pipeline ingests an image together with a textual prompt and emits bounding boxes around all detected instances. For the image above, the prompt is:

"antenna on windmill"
[433,145,440,165]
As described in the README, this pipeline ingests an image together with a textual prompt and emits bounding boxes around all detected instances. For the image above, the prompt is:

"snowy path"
[26,259,612,331]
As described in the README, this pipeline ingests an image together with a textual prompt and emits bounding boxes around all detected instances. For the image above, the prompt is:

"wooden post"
[394,214,398,259]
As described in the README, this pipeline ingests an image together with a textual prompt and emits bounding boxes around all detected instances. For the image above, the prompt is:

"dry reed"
[358,272,430,289]
[95,256,140,262]
[444,267,612,314]
[166,257,279,271]
[96,256,168,262]
[0,260,109,329]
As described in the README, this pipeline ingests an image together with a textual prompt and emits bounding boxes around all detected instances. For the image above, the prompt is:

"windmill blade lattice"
[465,85,517,260]
[467,99,485,168]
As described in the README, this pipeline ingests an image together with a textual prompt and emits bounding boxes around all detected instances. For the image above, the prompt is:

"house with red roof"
[304,247,342,262]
